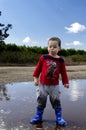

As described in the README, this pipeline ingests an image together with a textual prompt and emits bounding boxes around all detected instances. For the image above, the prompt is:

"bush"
[0,42,86,65]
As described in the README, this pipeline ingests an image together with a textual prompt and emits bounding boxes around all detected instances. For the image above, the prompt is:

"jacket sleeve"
[60,58,69,85]
[33,55,44,78]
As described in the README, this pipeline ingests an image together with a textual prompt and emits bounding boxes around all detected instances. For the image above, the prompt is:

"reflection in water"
[69,80,84,101]
[0,80,86,130]
[0,84,10,101]
[33,122,64,130]
[55,124,65,130]
[35,122,43,130]
[0,118,6,130]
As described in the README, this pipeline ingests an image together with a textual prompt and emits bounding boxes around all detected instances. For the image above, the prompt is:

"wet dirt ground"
[0,79,86,130]
[0,65,86,84]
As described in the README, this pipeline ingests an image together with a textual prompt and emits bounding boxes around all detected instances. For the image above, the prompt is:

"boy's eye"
[49,45,57,48]
[53,45,57,48]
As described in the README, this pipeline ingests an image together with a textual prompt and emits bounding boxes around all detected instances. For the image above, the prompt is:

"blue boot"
[55,107,67,126]
[30,107,44,124]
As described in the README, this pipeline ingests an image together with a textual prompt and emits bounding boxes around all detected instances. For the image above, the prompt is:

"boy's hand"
[34,77,39,86]
[64,84,69,88]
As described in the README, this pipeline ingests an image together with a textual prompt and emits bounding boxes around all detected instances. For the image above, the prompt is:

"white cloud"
[72,41,81,46]
[22,36,31,43]
[22,36,40,46]
[32,41,38,45]
[66,41,82,46]
[65,22,86,33]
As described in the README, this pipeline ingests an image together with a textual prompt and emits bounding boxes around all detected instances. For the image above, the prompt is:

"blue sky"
[0,0,86,50]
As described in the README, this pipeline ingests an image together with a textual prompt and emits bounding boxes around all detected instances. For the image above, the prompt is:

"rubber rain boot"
[30,107,44,124]
[55,107,67,126]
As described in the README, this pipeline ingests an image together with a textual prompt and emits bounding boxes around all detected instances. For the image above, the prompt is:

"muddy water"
[0,79,86,130]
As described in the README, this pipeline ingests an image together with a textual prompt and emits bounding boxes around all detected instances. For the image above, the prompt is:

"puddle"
[0,79,86,130]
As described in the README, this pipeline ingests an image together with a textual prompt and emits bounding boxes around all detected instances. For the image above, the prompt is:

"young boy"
[30,37,69,126]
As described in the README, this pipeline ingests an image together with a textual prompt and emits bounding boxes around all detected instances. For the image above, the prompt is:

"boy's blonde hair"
[48,37,61,49]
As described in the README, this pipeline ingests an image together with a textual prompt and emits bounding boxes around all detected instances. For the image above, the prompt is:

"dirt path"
[0,65,86,84]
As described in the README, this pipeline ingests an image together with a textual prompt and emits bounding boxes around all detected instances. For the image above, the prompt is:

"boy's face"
[48,40,60,56]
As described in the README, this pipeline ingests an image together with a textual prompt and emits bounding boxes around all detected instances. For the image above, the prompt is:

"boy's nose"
[51,46,54,49]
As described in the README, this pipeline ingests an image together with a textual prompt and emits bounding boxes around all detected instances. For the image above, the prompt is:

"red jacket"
[33,54,69,85]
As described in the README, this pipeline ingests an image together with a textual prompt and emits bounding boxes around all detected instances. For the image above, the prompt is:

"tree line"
[0,41,86,66]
